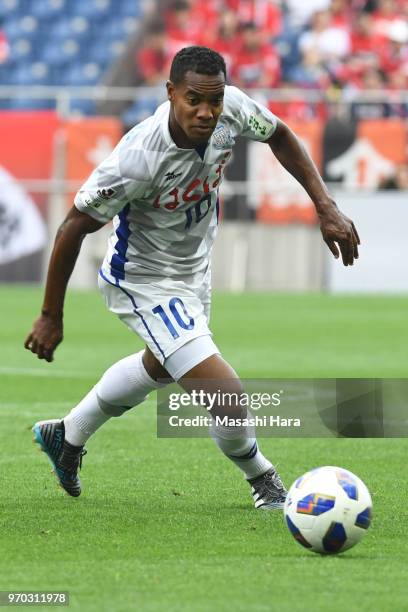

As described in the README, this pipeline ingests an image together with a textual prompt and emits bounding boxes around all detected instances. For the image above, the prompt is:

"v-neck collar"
[162,103,209,157]
[194,142,208,160]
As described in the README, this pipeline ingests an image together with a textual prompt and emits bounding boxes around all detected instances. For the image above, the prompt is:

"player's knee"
[96,379,150,409]
[209,378,247,420]
[96,355,153,410]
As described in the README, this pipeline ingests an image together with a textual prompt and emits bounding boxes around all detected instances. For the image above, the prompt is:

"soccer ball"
[284,466,372,554]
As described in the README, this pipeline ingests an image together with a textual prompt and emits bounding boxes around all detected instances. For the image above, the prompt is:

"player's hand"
[319,207,360,266]
[24,314,63,362]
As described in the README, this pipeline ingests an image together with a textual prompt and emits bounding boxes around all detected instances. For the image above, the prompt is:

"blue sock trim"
[228,441,258,461]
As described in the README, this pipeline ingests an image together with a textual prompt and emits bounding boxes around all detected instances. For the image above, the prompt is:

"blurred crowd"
[0,18,10,65]
[137,0,408,118]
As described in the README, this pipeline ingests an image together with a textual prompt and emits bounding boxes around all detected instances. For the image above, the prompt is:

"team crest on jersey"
[212,124,234,150]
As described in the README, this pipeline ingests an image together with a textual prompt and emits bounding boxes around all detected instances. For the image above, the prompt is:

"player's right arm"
[25,125,152,362]
[24,206,103,362]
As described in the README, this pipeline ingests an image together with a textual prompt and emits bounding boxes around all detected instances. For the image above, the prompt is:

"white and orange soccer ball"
[284,466,372,554]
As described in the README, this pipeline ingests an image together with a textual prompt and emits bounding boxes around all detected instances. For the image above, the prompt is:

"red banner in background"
[64,117,122,206]
[0,112,406,230]
[0,111,122,220]
[0,112,56,271]
[251,120,323,225]
[0,111,59,213]
[325,119,407,189]
[358,120,406,165]
[0,112,122,214]
[0,111,122,278]
[249,118,408,223]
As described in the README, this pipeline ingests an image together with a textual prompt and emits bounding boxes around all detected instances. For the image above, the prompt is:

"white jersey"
[75,85,278,283]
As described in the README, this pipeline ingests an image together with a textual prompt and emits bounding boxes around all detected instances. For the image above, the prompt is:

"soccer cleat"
[248,467,287,510]
[32,419,87,497]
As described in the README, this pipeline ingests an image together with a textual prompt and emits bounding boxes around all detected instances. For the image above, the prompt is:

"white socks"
[210,422,273,479]
[64,387,110,446]
[64,351,160,446]
[63,349,272,482]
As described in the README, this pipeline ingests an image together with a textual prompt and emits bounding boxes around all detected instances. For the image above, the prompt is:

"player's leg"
[64,349,169,446]
[183,355,273,478]
[157,347,287,510]
[32,274,178,497]
[32,347,171,497]
[94,269,287,509]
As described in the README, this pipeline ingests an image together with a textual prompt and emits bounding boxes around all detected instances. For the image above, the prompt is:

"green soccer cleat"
[248,467,287,510]
[32,419,87,497]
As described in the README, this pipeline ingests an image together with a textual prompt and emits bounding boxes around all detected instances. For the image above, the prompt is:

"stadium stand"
[0,0,407,120]
[0,0,144,111]
[140,0,408,120]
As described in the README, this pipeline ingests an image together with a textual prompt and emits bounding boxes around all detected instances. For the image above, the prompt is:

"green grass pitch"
[1,286,407,611]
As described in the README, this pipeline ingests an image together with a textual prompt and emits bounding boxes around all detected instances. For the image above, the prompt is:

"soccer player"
[25,47,359,509]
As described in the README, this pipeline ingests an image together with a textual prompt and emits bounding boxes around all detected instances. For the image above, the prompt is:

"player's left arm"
[266,119,360,266]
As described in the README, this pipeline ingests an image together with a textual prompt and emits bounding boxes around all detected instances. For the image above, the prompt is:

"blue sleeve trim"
[110,203,131,280]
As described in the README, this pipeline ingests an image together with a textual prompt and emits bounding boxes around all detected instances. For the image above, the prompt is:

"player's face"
[167,71,225,146]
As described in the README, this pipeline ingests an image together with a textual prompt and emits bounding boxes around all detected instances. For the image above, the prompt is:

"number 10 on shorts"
[152,298,195,339]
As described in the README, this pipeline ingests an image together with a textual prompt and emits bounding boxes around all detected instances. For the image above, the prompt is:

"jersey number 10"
[184,194,212,230]
[152,298,195,339]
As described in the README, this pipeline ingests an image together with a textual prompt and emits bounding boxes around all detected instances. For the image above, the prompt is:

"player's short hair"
[169,46,227,85]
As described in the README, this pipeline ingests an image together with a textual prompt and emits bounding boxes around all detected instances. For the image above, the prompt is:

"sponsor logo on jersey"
[82,191,102,208]
[86,198,102,208]
[212,124,234,150]
[248,113,273,138]
[96,187,116,200]
[164,170,182,182]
